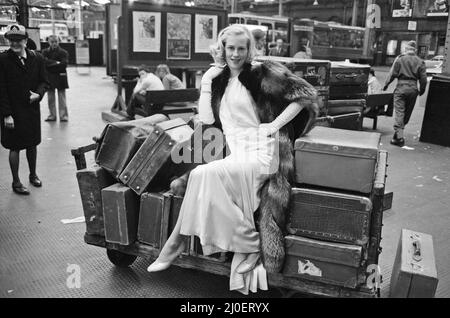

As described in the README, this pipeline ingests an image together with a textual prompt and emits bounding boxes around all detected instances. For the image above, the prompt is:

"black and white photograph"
[0,0,449,306]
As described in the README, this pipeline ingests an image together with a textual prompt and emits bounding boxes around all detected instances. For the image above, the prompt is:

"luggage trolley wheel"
[106,249,137,267]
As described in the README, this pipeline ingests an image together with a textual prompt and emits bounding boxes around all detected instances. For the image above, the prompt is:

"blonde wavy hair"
[209,24,256,66]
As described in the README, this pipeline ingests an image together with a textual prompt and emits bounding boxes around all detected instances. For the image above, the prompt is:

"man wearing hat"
[0,24,49,195]
[383,40,427,147]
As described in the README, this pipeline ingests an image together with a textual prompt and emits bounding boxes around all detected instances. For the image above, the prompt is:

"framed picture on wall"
[392,0,413,17]
[167,12,191,59]
[426,0,449,16]
[195,14,218,53]
[132,11,161,52]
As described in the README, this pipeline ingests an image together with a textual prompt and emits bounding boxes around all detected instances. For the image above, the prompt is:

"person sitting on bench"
[126,64,164,119]
[155,64,185,90]
[368,68,382,95]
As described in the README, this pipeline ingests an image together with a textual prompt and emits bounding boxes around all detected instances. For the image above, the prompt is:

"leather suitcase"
[330,62,369,100]
[283,235,364,288]
[390,229,439,298]
[102,183,140,245]
[255,55,331,87]
[330,62,369,86]
[119,118,194,195]
[329,86,368,100]
[294,126,380,193]
[326,99,365,130]
[287,187,372,245]
[76,165,115,236]
[95,114,168,179]
[137,192,171,249]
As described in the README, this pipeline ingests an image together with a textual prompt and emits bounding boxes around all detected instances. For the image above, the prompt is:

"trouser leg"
[26,146,37,177]
[393,91,406,139]
[47,89,57,118]
[126,93,138,118]
[58,89,68,119]
[9,150,20,184]
[403,90,419,126]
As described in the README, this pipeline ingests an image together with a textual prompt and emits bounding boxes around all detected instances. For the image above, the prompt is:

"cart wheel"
[106,249,137,267]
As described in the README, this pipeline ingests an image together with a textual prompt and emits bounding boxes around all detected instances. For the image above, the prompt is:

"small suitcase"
[137,192,172,249]
[119,118,194,195]
[294,126,380,193]
[390,229,439,298]
[76,165,115,236]
[330,62,369,86]
[102,183,140,245]
[283,235,364,288]
[287,187,372,245]
[326,99,365,131]
[95,114,168,179]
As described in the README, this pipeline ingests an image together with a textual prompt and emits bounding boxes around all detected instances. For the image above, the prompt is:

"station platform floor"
[0,66,449,298]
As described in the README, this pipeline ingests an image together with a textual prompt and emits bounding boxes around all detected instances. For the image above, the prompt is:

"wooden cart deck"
[72,134,389,298]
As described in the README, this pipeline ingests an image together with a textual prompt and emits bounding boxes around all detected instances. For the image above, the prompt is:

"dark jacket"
[42,46,69,90]
[269,46,289,57]
[0,49,49,150]
[211,61,319,272]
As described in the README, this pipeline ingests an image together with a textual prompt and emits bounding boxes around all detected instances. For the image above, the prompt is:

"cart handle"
[71,142,98,170]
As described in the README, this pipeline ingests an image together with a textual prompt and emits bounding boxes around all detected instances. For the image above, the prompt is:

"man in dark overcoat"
[0,24,49,195]
[42,35,69,122]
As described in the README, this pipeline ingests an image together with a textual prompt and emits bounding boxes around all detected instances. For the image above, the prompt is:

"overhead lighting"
[94,0,111,4]
[185,1,195,6]
[313,0,319,5]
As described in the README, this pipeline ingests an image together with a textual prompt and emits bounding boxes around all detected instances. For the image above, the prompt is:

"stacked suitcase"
[76,115,227,260]
[326,61,371,130]
[284,126,386,290]
[255,56,331,116]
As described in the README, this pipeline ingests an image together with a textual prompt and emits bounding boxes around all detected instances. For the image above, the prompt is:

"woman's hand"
[259,123,278,137]
[202,65,225,84]
[4,116,14,129]
[29,91,40,103]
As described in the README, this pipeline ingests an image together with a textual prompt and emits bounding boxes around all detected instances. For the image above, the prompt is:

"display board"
[75,39,90,65]
[121,1,227,71]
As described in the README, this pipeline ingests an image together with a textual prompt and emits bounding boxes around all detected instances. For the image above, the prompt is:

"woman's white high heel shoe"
[147,259,172,272]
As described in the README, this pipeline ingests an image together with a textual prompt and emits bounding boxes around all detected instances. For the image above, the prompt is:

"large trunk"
[294,126,380,194]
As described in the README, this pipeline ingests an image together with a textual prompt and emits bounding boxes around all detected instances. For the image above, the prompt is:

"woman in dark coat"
[0,24,49,194]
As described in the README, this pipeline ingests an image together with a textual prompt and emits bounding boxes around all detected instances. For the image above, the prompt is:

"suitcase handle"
[412,239,422,262]
[336,73,358,80]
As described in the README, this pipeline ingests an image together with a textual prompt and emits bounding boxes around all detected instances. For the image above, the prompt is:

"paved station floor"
[0,66,449,298]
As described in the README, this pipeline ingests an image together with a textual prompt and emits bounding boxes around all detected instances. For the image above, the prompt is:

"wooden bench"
[364,93,394,130]
[134,88,200,117]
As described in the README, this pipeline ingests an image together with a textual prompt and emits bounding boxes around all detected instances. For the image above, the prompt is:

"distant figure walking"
[42,35,69,122]
[383,40,427,147]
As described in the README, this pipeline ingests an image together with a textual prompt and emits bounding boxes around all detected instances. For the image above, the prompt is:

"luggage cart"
[71,125,390,298]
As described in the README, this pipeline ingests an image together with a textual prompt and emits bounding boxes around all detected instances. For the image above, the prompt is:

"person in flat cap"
[0,24,49,195]
[383,40,427,147]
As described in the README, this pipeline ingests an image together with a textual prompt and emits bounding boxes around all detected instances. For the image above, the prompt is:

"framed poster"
[133,11,161,52]
[195,14,218,53]
[392,0,413,17]
[426,0,449,16]
[167,13,191,59]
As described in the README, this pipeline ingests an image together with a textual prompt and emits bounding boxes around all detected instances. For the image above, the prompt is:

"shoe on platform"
[29,174,42,187]
[45,116,56,122]
[12,183,30,195]
[60,116,68,122]
[147,259,172,272]
[390,137,405,147]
